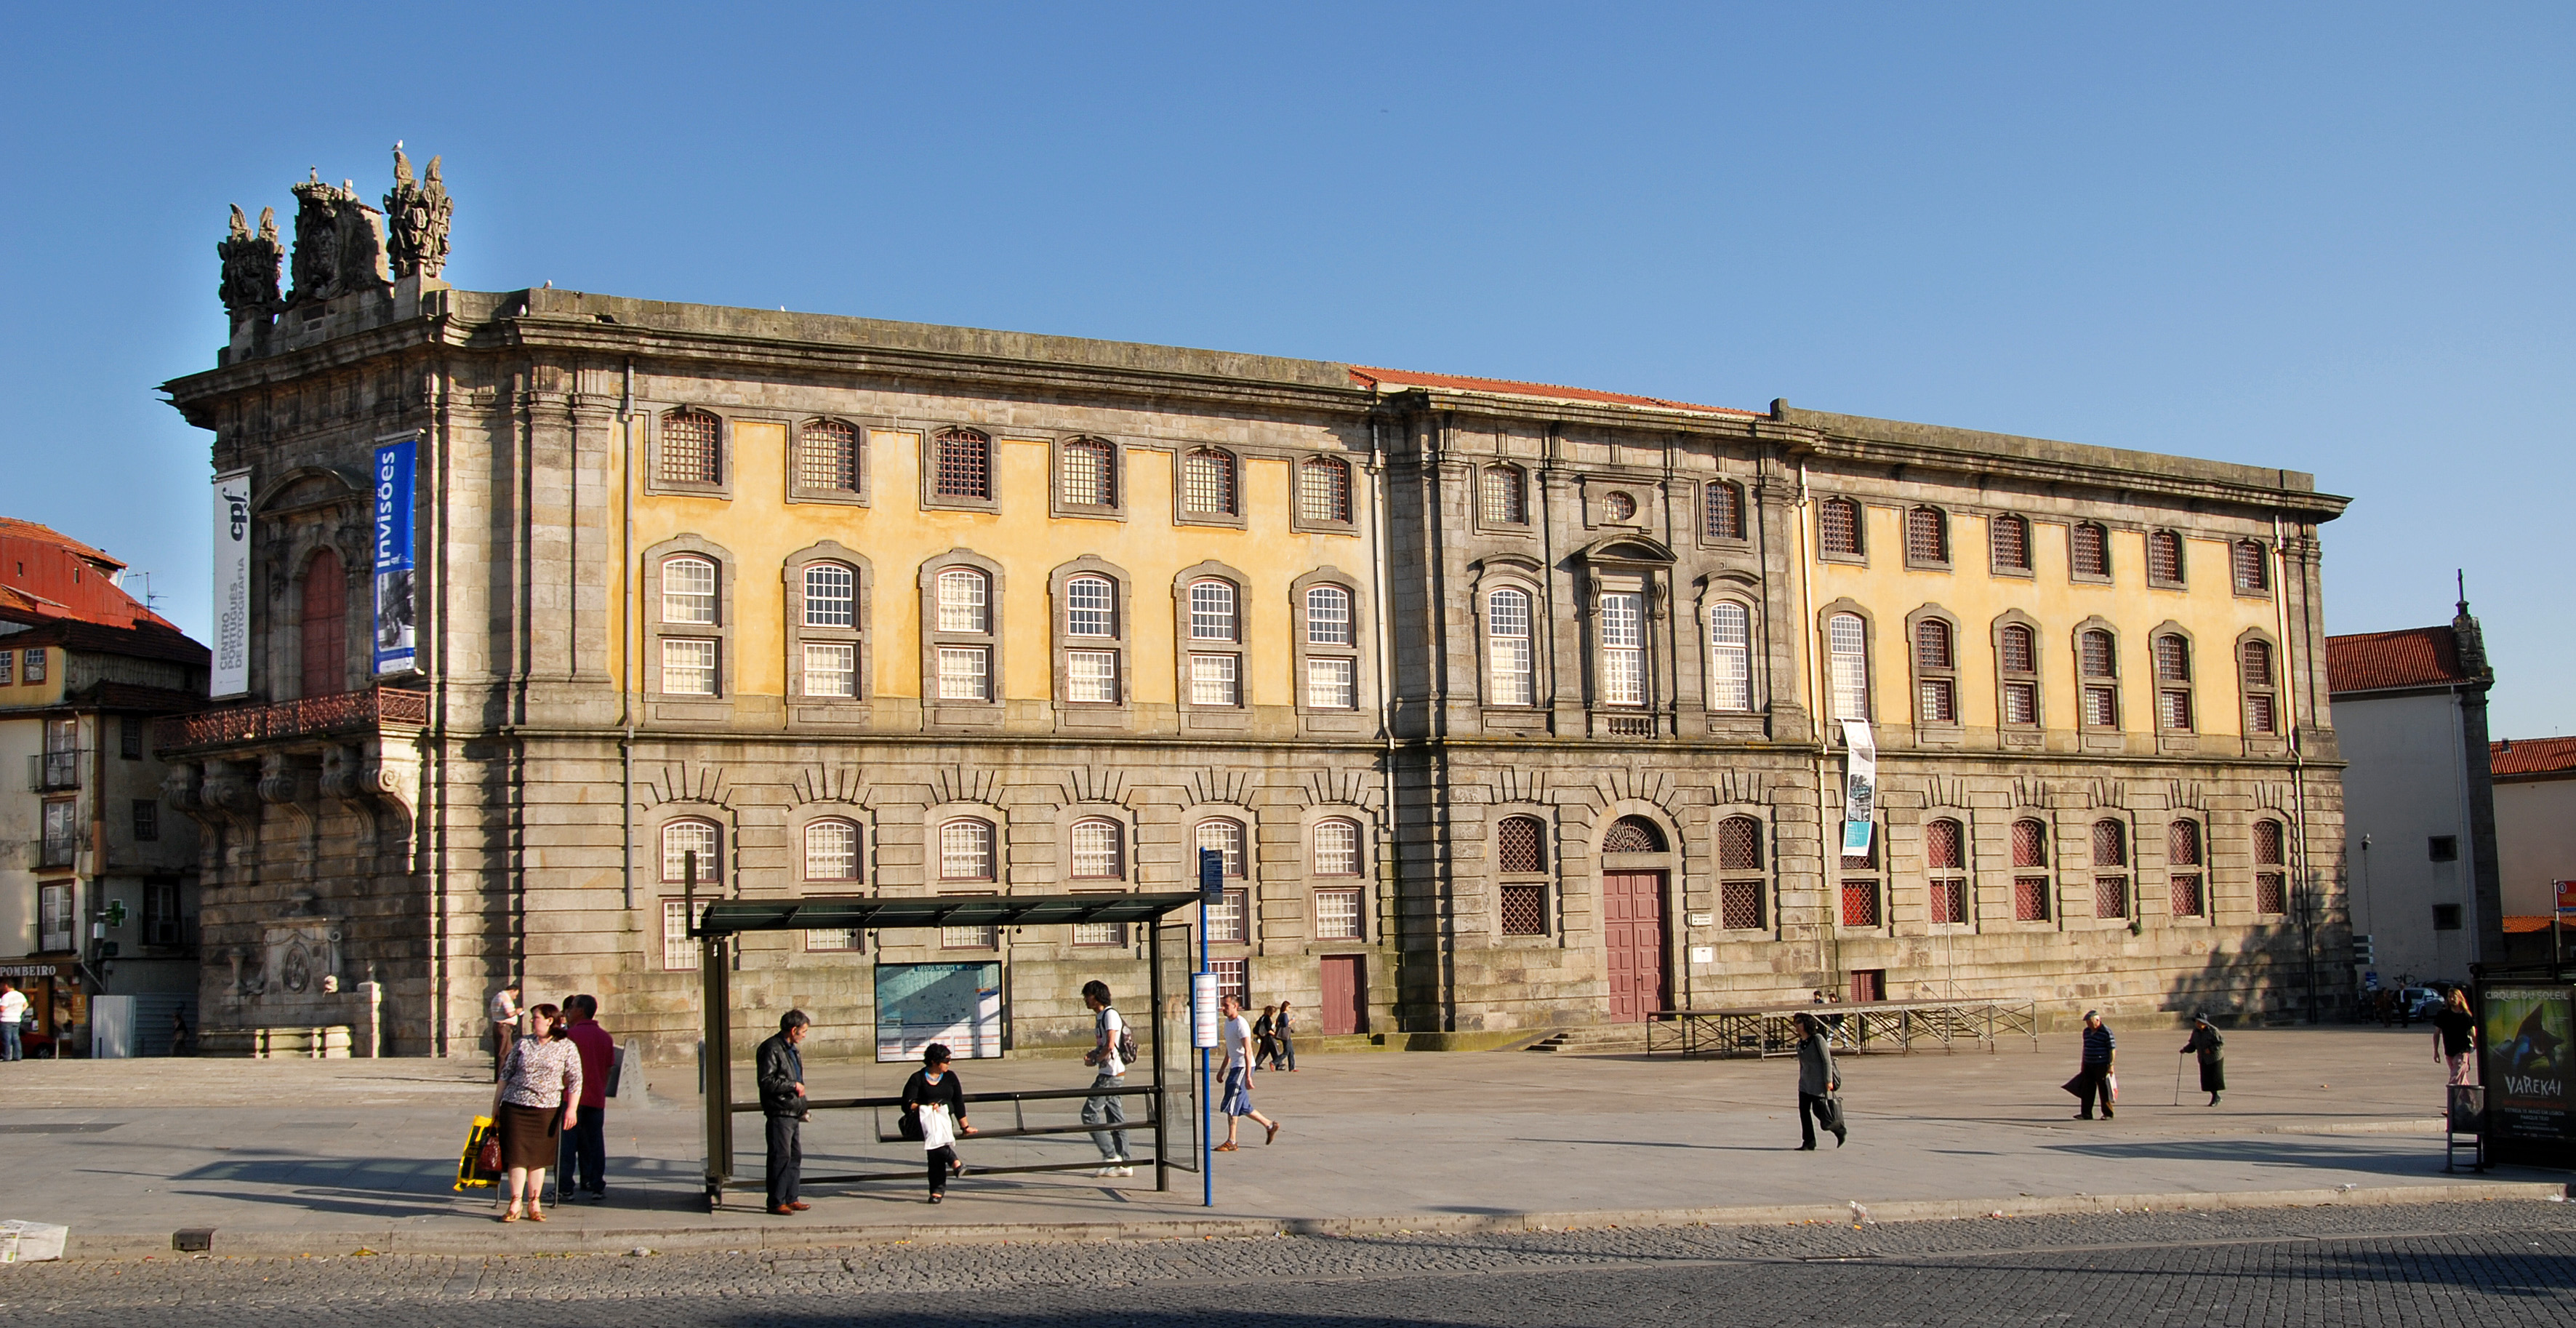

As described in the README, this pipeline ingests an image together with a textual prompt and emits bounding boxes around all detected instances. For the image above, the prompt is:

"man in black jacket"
[757,1009,811,1215]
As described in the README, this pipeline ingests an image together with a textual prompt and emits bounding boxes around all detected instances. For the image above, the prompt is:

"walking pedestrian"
[1215,994,1280,1151]
[0,980,25,1062]
[902,1043,976,1203]
[757,1009,811,1215]
[1793,1012,1845,1149]
[488,979,523,1081]
[2432,988,2479,1085]
[2179,1011,2226,1105]
[2065,1010,2116,1119]
[1272,998,1299,1072]
[555,993,614,1202]
[1253,1004,1280,1071]
[1080,980,1133,1177]
[489,1002,581,1223]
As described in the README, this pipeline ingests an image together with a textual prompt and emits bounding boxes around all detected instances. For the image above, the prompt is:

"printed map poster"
[211,469,252,697]
[2482,985,2572,1150]
[875,961,1003,1062]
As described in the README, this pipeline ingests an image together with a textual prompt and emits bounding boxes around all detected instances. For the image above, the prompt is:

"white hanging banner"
[1840,719,1877,857]
[210,469,253,697]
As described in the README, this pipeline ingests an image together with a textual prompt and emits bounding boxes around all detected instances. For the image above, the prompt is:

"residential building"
[2492,735,2576,966]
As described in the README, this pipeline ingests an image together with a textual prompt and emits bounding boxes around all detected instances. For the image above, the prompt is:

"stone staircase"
[1521,1024,1654,1055]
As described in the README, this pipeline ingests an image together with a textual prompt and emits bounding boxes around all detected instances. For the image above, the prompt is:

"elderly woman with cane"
[2179,1012,2225,1105]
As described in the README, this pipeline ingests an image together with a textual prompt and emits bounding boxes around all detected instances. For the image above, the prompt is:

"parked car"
[2401,987,2447,1020]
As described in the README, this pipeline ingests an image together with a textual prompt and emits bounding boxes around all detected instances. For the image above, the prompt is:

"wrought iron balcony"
[27,751,79,792]
[156,687,430,754]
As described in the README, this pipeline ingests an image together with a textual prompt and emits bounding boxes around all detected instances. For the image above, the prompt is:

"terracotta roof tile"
[2503,916,2558,935]
[2324,626,2472,695]
[2492,735,2576,778]
[1349,366,1761,417]
[0,516,124,571]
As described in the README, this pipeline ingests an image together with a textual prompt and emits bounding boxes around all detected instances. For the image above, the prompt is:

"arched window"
[934,567,993,701]
[1818,497,1863,556]
[1312,817,1362,876]
[803,563,856,628]
[1056,569,1122,705]
[298,548,346,700]
[1708,601,1752,712]
[1186,577,1241,707]
[1482,465,1528,525]
[1602,815,1666,854]
[2079,628,2118,728]
[1597,589,1645,707]
[803,818,860,881]
[2071,522,2111,578]
[2233,540,2271,594]
[662,817,721,883]
[655,549,724,697]
[1059,437,1116,508]
[1301,582,1360,710]
[939,817,995,881]
[1306,585,1352,644]
[2242,639,2279,735]
[796,419,859,495]
[1488,588,1535,705]
[1299,456,1352,524]
[1195,817,1246,878]
[664,556,718,624]
[1990,513,2031,572]
[1064,575,1115,637]
[1704,481,1745,541]
[1915,618,1957,724]
[1999,623,2039,726]
[2253,819,2287,915]
[2154,634,2194,732]
[1070,817,1124,879]
[658,409,721,485]
[1188,579,1237,641]
[1496,815,1547,873]
[1906,507,1948,564]
[2011,817,2050,921]
[1926,817,1967,924]
[2091,819,2129,919]
[1181,448,1237,516]
[933,428,992,500]
[2167,820,2204,916]
[2147,530,2185,585]
[936,568,990,633]
[1829,612,1870,721]
[1718,814,1765,929]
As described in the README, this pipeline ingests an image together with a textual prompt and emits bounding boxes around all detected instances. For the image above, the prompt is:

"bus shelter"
[690,891,1204,1211]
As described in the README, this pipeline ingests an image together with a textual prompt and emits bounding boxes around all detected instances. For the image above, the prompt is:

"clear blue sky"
[4,4,2568,735]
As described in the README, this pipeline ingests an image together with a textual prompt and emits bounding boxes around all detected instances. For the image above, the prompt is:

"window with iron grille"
[2093,876,2128,919]
[2013,877,2051,921]
[1499,883,1547,935]
[2092,820,2127,868]
[662,818,721,884]
[2080,630,2116,679]
[1704,481,1745,540]
[1708,602,1752,711]
[1181,448,1237,516]
[2156,635,2190,683]
[1313,888,1363,940]
[2012,819,2048,868]
[1497,816,1546,873]
[1483,466,1528,525]
[2079,629,2118,727]
[1313,818,1362,876]
[1604,491,1637,521]
[1929,879,1967,925]
[1211,957,1249,1006]
[1997,623,2033,675]
[1306,585,1352,644]
[1197,817,1247,878]
[804,819,859,881]
[2147,530,2184,585]
[1841,880,1881,927]
[121,716,143,760]
[1488,588,1535,705]
[2170,873,2204,916]
[939,818,995,881]
[1906,507,1948,564]
[658,410,721,485]
[2252,819,2287,913]
[1059,438,1116,507]
[1299,457,1352,524]
[1829,613,1869,721]
[2167,820,2202,916]
[2083,685,2117,728]
[1711,815,1759,871]
[2071,522,2111,578]
[1603,815,1666,854]
[1070,817,1124,879]
[2242,639,2279,735]
[2234,540,2271,594]
[1925,817,1968,924]
[2255,872,2287,915]
[1915,619,1954,671]
[1999,623,2039,725]
[802,642,855,697]
[934,428,992,500]
[132,799,159,841]
[661,899,707,971]
[796,419,860,494]
[2253,819,2284,865]
[1597,591,1645,707]
[1818,497,1862,556]
[1915,618,1957,724]
[1990,513,2031,572]
[2159,689,2193,731]
[1720,879,1765,930]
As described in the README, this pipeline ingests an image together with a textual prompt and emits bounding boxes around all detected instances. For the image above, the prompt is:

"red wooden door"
[1602,871,1669,1023]
[300,548,347,699]
[1849,969,1885,1003]
[1319,955,1365,1035]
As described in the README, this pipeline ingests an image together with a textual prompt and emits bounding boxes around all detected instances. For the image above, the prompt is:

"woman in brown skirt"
[492,1001,582,1221]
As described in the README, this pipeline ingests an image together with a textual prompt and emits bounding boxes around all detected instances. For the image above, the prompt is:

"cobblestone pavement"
[2,1199,2568,1326]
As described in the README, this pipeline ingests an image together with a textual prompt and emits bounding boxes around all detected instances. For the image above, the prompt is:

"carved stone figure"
[382,148,453,279]
[217,204,282,326]
[287,169,392,305]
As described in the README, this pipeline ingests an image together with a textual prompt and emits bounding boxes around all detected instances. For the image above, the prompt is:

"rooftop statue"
[286,169,390,305]
[216,204,282,326]
[383,147,453,280]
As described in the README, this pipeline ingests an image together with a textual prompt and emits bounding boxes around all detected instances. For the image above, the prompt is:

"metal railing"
[156,687,430,753]
[1646,999,2042,1058]
[28,751,79,792]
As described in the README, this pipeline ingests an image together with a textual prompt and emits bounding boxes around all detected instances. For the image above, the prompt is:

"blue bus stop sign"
[1198,848,1224,903]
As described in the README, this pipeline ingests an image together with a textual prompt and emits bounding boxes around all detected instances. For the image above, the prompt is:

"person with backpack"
[1080,980,1134,1177]
[2179,1011,2226,1105]
[1253,1004,1280,1071]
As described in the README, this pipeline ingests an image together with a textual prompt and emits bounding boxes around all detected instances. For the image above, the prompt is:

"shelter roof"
[694,892,1205,936]
[2324,625,2473,695]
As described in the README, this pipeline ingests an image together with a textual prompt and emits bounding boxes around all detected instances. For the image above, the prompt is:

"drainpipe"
[1795,457,1837,996]
[1365,417,1404,1031]
[619,359,636,913]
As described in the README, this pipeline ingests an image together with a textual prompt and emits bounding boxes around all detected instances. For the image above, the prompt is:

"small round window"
[1605,492,1637,521]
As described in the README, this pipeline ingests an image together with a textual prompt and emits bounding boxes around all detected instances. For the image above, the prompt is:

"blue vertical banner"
[372,436,417,675]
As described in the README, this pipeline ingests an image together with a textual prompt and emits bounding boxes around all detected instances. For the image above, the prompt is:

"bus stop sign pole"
[1195,848,1225,1208]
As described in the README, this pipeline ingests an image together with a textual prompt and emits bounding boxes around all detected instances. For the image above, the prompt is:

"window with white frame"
[1187,578,1240,705]
[938,647,990,702]
[1314,887,1363,940]
[1829,612,1869,721]
[788,553,864,703]
[805,563,855,628]
[662,638,718,696]
[1066,650,1119,704]
[1307,657,1357,709]
[661,898,707,970]
[1301,583,1361,711]
[1062,572,1120,705]
[1597,591,1645,706]
[1070,817,1124,879]
[662,818,721,885]
[1189,579,1237,642]
[663,556,717,624]
[933,567,994,702]
[939,568,990,633]
[939,818,995,881]
[1065,575,1115,638]
[1189,652,1240,707]
[1205,889,1249,943]
[1488,588,1536,705]
[1196,817,1247,879]
[1313,817,1362,876]
[802,642,855,698]
[1708,601,1752,712]
[803,818,860,882]
[1306,585,1352,645]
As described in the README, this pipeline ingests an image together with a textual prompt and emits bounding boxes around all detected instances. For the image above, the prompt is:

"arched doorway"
[1600,815,1673,1023]
[300,548,346,698]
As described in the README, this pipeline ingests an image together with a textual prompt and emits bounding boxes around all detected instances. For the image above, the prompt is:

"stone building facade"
[159,159,2355,1060]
